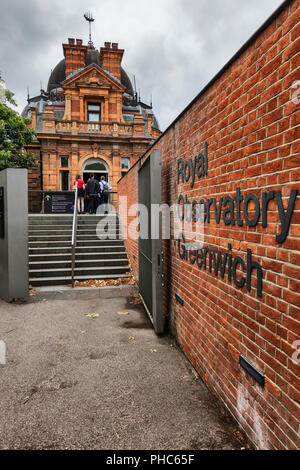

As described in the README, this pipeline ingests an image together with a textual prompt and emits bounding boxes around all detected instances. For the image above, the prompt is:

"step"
[28,216,117,225]
[29,273,131,287]
[28,229,73,235]
[76,240,123,247]
[28,219,73,226]
[75,251,127,259]
[29,235,73,242]
[29,247,72,254]
[77,218,119,222]
[29,252,127,262]
[76,234,121,240]
[77,224,120,229]
[28,222,120,231]
[77,220,119,225]
[76,245,125,251]
[28,217,118,223]
[29,258,129,270]
[29,266,130,278]
[28,224,73,230]
[29,233,121,241]
[29,253,72,262]
[29,241,74,248]
[28,230,121,238]
[29,246,126,255]
[28,240,123,248]
[78,215,117,220]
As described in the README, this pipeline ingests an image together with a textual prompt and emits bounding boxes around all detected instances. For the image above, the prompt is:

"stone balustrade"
[54,120,133,137]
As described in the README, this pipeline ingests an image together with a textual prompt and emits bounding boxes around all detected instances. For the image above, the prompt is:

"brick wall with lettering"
[118,0,300,449]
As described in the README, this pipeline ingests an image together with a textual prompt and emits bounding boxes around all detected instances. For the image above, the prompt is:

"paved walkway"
[0,294,248,450]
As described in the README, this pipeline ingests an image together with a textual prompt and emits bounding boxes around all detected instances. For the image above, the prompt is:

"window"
[87,103,101,122]
[121,157,130,170]
[60,156,69,168]
[60,170,69,191]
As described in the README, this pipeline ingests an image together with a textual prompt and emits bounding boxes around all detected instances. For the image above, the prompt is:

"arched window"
[82,158,108,173]
[82,158,109,184]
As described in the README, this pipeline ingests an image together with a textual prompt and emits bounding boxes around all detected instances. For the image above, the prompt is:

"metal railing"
[71,182,78,288]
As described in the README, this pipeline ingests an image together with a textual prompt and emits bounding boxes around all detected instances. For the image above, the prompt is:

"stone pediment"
[62,64,125,92]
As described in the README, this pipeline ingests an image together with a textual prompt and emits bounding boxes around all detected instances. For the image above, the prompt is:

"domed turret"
[47,48,134,97]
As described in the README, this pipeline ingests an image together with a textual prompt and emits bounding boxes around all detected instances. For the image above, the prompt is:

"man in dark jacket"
[86,174,101,214]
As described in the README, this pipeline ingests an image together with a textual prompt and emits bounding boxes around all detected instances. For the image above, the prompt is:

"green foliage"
[0,74,38,171]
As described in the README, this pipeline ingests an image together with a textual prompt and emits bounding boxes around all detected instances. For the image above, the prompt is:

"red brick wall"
[118,0,300,449]
[119,160,141,277]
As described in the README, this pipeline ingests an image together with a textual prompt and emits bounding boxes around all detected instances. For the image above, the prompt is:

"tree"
[0,74,38,171]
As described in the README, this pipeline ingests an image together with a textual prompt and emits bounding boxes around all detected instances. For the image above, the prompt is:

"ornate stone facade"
[24,38,161,209]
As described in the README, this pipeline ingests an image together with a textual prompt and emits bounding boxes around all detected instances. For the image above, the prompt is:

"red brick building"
[23,38,161,208]
[118,0,300,450]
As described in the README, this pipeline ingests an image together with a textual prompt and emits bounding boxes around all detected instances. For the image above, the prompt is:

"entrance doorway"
[82,158,109,184]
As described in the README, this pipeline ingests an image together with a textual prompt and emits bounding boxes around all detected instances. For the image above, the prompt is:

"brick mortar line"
[186,121,299,153]
[177,310,298,410]
[173,311,295,376]
[171,268,299,308]
[177,288,292,348]
[171,141,299,166]
[179,327,298,446]
[186,95,298,141]
[170,268,297,323]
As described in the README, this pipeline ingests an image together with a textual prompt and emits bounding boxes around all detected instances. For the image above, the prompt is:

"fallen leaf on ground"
[85,313,99,318]
[117,311,129,315]
[150,349,158,353]
[81,330,86,334]
[74,276,136,288]
[129,336,135,341]
[130,294,142,305]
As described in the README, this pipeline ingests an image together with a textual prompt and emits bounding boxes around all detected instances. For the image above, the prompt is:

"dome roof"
[47,49,134,96]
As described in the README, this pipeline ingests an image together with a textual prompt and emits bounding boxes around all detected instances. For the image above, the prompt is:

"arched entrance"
[82,158,109,183]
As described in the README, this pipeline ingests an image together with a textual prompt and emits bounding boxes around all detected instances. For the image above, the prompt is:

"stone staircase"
[28,215,130,287]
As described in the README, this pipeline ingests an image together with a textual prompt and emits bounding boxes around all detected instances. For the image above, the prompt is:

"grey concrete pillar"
[0,168,28,301]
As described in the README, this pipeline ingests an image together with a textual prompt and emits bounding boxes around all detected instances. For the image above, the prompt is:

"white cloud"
[0,0,284,130]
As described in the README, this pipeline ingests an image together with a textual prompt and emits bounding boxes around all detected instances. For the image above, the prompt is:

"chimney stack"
[63,38,87,77]
[100,41,124,82]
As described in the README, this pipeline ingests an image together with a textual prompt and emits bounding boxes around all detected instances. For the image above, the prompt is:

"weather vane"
[84,11,95,48]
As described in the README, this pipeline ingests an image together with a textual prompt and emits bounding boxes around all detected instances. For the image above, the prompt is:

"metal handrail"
[71,182,78,288]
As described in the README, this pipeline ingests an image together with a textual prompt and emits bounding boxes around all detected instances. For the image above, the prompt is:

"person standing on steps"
[73,174,85,214]
[100,176,112,214]
[86,174,100,214]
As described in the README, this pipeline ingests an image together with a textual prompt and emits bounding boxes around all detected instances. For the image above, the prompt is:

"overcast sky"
[0,0,284,130]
